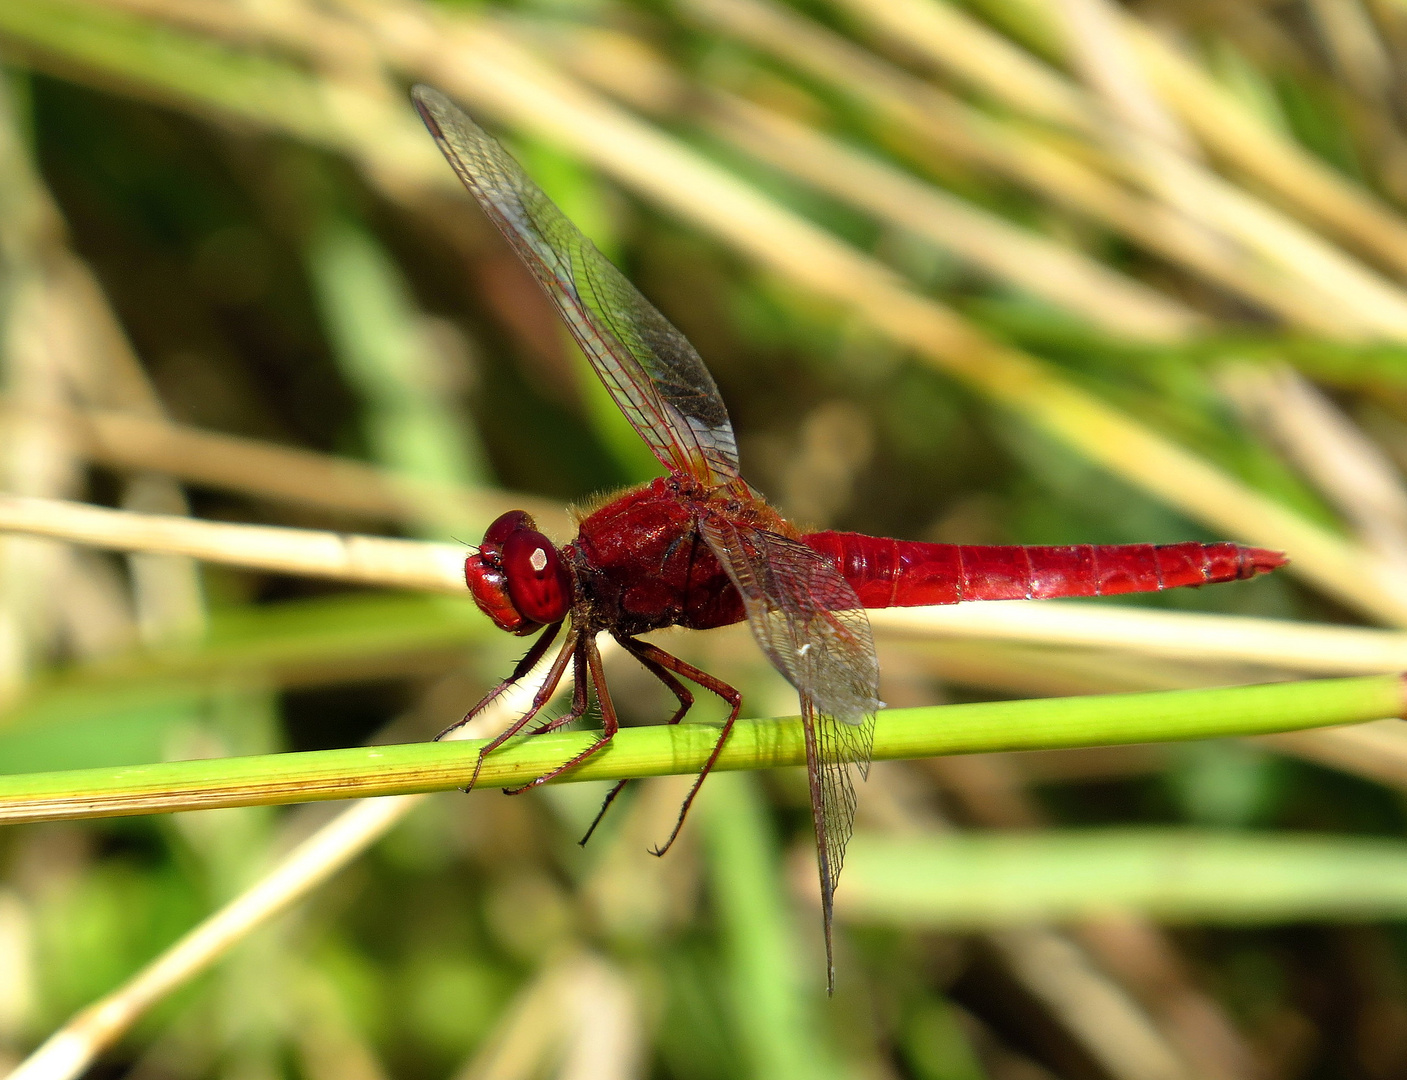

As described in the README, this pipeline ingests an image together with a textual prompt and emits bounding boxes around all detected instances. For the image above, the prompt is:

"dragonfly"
[412,85,1286,991]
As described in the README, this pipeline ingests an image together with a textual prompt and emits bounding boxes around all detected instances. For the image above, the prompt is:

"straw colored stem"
[829,0,1093,134]
[5,0,1395,621]
[12,400,569,535]
[699,91,1205,340]
[3,2,1402,624]
[6,647,572,1080]
[0,495,467,593]
[678,0,1354,334]
[843,0,1407,323]
[1126,16,1407,278]
[1048,0,1194,154]
[549,26,1201,340]
[1221,364,1407,562]
[4,796,422,1080]
[870,602,1407,675]
[337,12,1407,623]
[0,676,1400,824]
[1123,133,1407,339]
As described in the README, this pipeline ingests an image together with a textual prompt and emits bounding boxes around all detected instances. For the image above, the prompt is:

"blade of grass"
[306,216,491,493]
[839,828,1407,924]
[0,675,1399,823]
[703,772,831,1079]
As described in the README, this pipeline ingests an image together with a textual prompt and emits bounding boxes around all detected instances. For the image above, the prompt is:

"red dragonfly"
[413,86,1285,990]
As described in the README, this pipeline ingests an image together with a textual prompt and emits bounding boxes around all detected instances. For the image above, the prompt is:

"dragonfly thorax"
[464,510,574,635]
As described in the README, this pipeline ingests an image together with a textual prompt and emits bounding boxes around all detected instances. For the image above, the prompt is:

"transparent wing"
[413,86,739,486]
[698,514,879,991]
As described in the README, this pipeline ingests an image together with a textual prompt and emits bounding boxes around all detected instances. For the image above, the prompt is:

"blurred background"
[9,0,1407,1077]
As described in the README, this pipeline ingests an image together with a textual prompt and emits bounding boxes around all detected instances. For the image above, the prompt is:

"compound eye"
[463,557,532,635]
[483,510,535,550]
[502,529,572,625]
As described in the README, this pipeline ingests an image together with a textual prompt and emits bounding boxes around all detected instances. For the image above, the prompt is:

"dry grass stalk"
[829,0,1094,133]
[311,0,1407,625]
[0,495,468,593]
[838,0,1407,341]
[986,930,1194,1080]
[1124,13,1407,275]
[871,601,1407,674]
[6,400,569,536]
[1222,364,1407,565]
[1043,0,1407,339]
[0,76,112,694]
[1049,0,1195,154]
[679,0,1358,333]
[1130,134,1407,338]
[448,952,641,1080]
[7,658,573,1080]
[549,25,1203,340]
[885,635,1262,697]
[6,797,418,1080]
[915,0,1407,279]
[706,95,1203,338]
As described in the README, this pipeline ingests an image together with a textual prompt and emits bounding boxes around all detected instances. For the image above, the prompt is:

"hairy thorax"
[567,476,748,635]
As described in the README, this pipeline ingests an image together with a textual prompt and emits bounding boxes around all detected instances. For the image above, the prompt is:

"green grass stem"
[0,675,1399,824]
[841,828,1407,925]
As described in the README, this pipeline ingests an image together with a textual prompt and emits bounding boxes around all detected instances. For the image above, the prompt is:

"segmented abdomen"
[802,532,1286,607]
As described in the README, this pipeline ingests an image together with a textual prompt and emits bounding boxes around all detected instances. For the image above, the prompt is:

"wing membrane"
[698,515,880,991]
[413,86,739,486]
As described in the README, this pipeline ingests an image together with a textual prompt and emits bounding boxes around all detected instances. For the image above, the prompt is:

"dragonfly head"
[465,511,574,635]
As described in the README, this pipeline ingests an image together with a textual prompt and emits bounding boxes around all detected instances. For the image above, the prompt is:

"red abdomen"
[803,533,1286,607]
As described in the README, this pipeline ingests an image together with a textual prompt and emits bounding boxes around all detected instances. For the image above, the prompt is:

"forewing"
[413,86,739,485]
[698,516,880,990]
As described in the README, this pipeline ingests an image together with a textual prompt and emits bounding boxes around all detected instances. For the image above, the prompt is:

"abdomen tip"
[1243,547,1288,577]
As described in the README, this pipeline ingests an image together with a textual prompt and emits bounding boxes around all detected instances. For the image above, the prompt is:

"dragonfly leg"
[436,621,563,742]
[578,636,700,846]
[523,645,591,738]
[623,640,697,726]
[616,639,742,858]
[449,625,578,792]
[503,635,620,794]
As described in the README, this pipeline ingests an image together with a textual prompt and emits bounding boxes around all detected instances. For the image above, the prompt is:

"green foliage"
[6,0,1407,1076]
